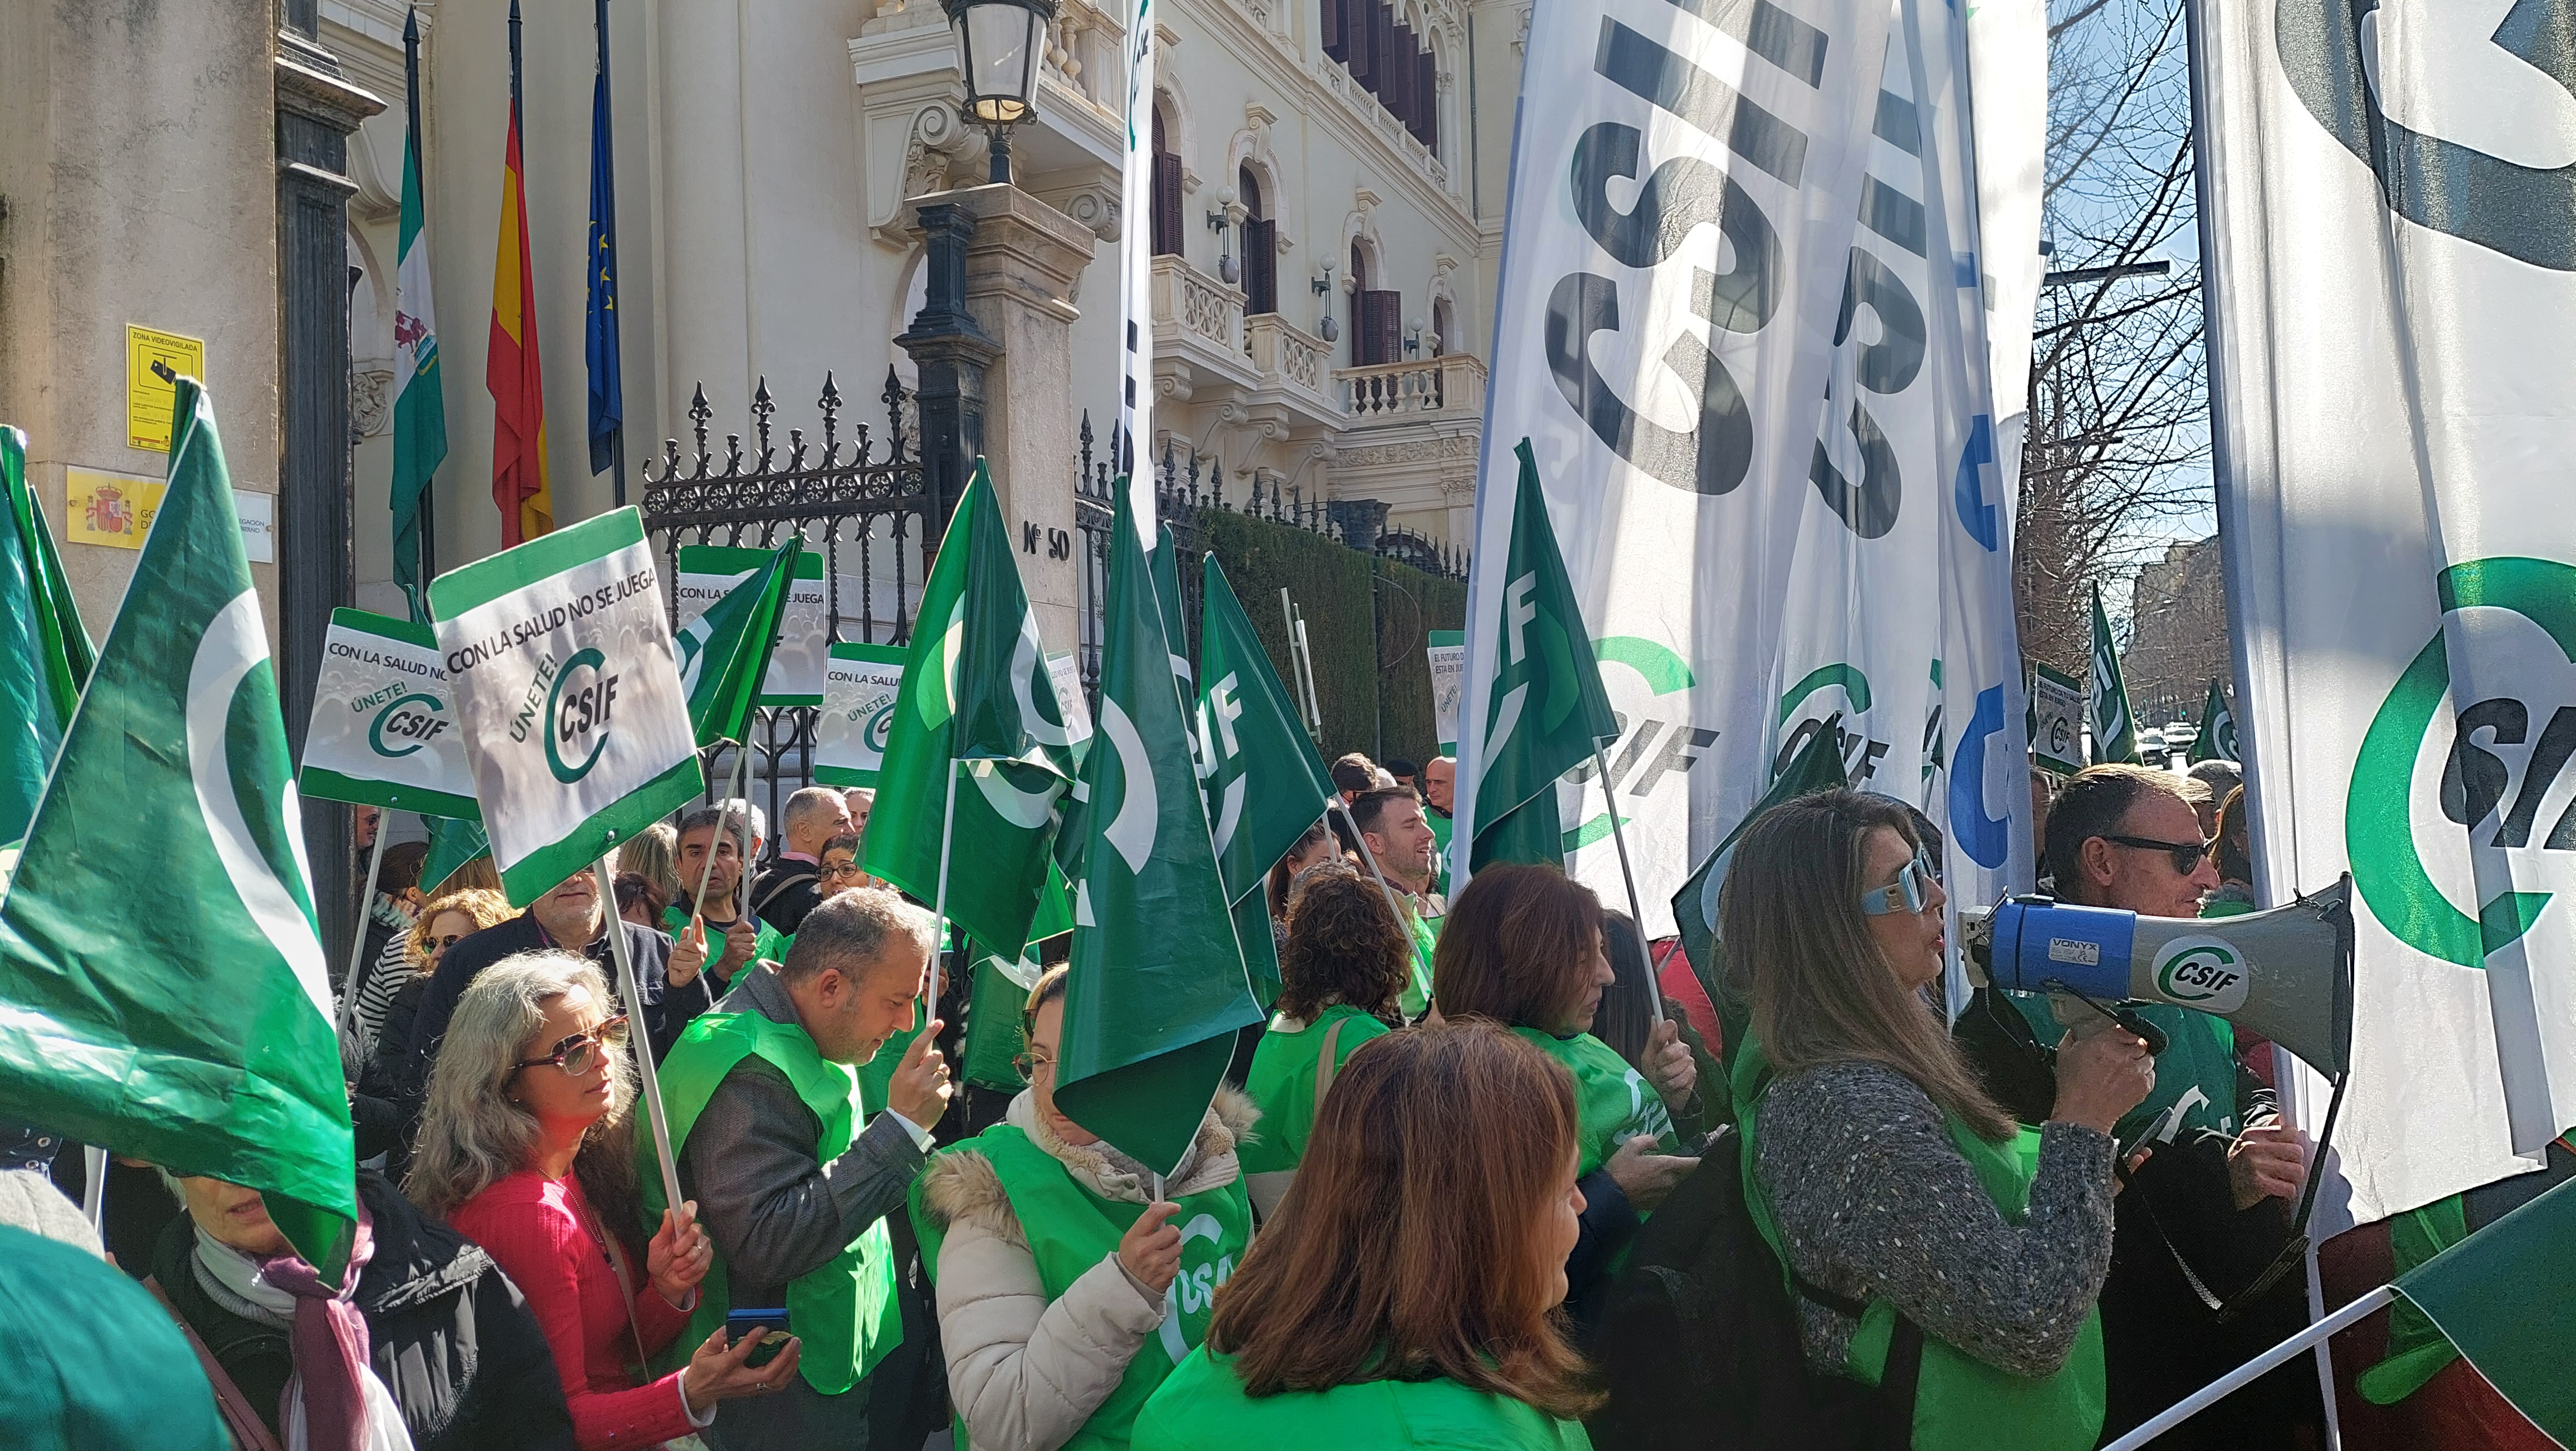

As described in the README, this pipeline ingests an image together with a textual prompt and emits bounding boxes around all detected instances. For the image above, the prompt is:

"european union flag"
[583,11,623,480]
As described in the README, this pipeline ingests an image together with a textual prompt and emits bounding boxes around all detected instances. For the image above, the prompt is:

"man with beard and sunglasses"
[1955,763,2319,1449]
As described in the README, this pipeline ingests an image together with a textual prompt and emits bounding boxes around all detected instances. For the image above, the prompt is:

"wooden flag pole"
[1589,742,1666,1019]
[595,854,686,1223]
[929,759,962,1009]
[336,826,392,1038]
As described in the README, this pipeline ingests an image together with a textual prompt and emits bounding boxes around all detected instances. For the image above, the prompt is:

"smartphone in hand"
[725,1307,790,1367]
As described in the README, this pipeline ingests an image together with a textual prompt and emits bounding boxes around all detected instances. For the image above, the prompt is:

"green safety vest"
[647,1010,903,1395]
[1510,1026,1676,1179]
[1237,1004,1390,1178]
[1427,810,1454,895]
[1401,908,1438,1018]
[662,902,792,978]
[1132,1346,1592,1450]
[1731,1037,2106,1451]
[909,1123,1252,1450]
[2004,992,2241,1148]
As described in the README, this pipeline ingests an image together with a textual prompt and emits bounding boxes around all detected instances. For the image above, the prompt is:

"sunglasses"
[428,933,466,953]
[2104,834,2211,875]
[1860,848,1941,916]
[508,1015,631,1079]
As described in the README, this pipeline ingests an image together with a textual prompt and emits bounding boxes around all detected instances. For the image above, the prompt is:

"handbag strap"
[145,1275,290,1451]
[1315,1015,1350,1105]
[573,1189,658,1382]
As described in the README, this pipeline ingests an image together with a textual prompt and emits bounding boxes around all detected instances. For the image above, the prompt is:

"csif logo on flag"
[1568,636,1707,851]
[2346,557,2576,968]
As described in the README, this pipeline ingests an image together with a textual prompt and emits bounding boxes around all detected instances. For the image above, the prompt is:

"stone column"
[277,9,384,967]
[902,183,1099,658]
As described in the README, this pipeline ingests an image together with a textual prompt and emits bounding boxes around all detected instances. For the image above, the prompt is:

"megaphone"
[1962,876,2355,1078]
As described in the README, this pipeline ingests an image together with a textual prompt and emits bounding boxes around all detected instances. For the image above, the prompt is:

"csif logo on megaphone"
[2347,558,2575,968]
[2150,937,2250,1014]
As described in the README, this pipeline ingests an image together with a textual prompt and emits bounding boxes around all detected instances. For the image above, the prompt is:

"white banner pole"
[929,760,960,1009]
[2099,1284,2393,1451]
[681,746,749,1006]
[1591,741,1665,1019]
[735,755,758,927]
[337,827,391,1038]
[1328,794,1414,950]
[81,1145,107,1230]
[596,854,685,1223]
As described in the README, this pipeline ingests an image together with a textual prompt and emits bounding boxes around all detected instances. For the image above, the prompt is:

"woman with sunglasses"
[1719,790,2153,1451]
[412,951,800,1449]
[908,965,1254,1451]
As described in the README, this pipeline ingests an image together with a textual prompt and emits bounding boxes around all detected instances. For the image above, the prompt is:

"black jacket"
[390,909,696,1121]
[151,1172,574,1451]
[751,858,823,936]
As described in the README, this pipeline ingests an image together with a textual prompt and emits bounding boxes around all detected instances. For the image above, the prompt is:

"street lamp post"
[945,0,1061,185]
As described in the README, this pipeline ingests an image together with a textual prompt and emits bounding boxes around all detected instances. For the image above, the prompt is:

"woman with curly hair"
[1237,862,1413,1218]
[1134,1020,1597,1448]
[348,886,517,1167]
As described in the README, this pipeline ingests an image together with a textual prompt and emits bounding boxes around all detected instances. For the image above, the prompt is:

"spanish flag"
[486,87,551,546]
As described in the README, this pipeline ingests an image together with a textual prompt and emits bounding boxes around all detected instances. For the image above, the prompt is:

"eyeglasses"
[820,861,866,878]
[1861,849,1941,916]
[1010,1050,1057,1080]
[2104,834,2211,875]
[508,1016,631,1079]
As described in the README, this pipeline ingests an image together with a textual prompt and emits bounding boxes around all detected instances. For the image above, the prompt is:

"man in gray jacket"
[664,888,953,1451]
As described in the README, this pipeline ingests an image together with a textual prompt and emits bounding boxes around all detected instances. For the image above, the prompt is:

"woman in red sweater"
[409,950,799,1447]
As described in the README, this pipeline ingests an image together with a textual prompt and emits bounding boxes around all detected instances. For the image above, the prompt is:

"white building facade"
[326,0,1526,616]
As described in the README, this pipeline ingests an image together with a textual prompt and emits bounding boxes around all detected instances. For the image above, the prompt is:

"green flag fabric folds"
[1468,440,1620,871]
[0,427,92,844]
[865,460,1075,960]
[0,379,356,1280]
[1671,719,1849,999]
[1056,474,1263,1174]
[2188,677,2238,764]
[676,538,800,747]
[2087,585,2140,765]
[2383,1176,2576,1444]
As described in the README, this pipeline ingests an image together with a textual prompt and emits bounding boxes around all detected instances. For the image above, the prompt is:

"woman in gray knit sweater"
[1718,792,2155,1451]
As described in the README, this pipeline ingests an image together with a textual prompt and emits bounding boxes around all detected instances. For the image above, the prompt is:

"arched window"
[1430,296,1454,357]
[1350,241,1398,366]
[1240,165,1276,315]
[1151,109,1183,257]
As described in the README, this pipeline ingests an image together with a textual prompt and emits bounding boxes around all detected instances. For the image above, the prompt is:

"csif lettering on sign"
[299,608,481,820]
[1459,0,1893,935]
[428,508,702,906]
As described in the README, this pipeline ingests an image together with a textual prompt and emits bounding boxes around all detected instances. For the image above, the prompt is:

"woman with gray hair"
[411,951,797,1449]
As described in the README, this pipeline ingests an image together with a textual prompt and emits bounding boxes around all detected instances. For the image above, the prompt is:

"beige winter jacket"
[915,1086,1258,1451]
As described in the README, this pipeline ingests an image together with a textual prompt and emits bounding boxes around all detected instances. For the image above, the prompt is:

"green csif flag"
[1200,554,1337,1006]
[1057,474,1263,1174]
[1671,717,1848,1001]
[2086,584,2139,765]
[0,379,356,1280]
[1469,439,1620,871]
[676,537,800,747]
[2189,677,2238,764]
[0,426,94,844]
[2379,1175,2576,1443]
[865,460,1075,960]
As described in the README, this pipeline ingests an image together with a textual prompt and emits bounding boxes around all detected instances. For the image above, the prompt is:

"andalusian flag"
[2086,584,2139,765]
[864,461,1075,959]
[2188,677,2238,765]
[487,6,552,548]
[389,5,447,619]
[0,427,92,844]
[676,539,799,747]
[1056,474,1261,1174]
[0,379,355,1280]
[1467,440,1619,873]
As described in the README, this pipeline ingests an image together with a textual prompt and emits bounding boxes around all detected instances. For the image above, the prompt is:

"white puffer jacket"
[916,1086,1257,1451]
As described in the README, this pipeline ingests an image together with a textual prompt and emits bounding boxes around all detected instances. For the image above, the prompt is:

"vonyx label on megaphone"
[2149,936,2251,1014]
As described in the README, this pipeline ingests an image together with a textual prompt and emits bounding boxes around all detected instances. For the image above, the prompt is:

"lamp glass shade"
[959,3,1043,123]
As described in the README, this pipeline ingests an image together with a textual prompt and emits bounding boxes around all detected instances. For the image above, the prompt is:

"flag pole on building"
[391,6,447,619]
[587,0,628,505]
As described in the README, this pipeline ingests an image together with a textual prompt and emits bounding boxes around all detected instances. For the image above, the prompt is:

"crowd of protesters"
[8,759,2557,1451]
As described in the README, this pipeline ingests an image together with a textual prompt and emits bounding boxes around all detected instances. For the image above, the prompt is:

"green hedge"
[1373,557,1466,768]
[1201,509,1378,761]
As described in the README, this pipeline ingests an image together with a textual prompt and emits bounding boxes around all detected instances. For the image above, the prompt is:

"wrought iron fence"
[639,370,930,829]
[1071,411,1471,701]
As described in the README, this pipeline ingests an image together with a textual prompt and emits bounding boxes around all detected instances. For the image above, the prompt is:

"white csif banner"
[428,508,705,905]
[675,543,828,706]
[2197,0,2576,1228]
[299,608,481,820]
[1457,0,1891,933]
